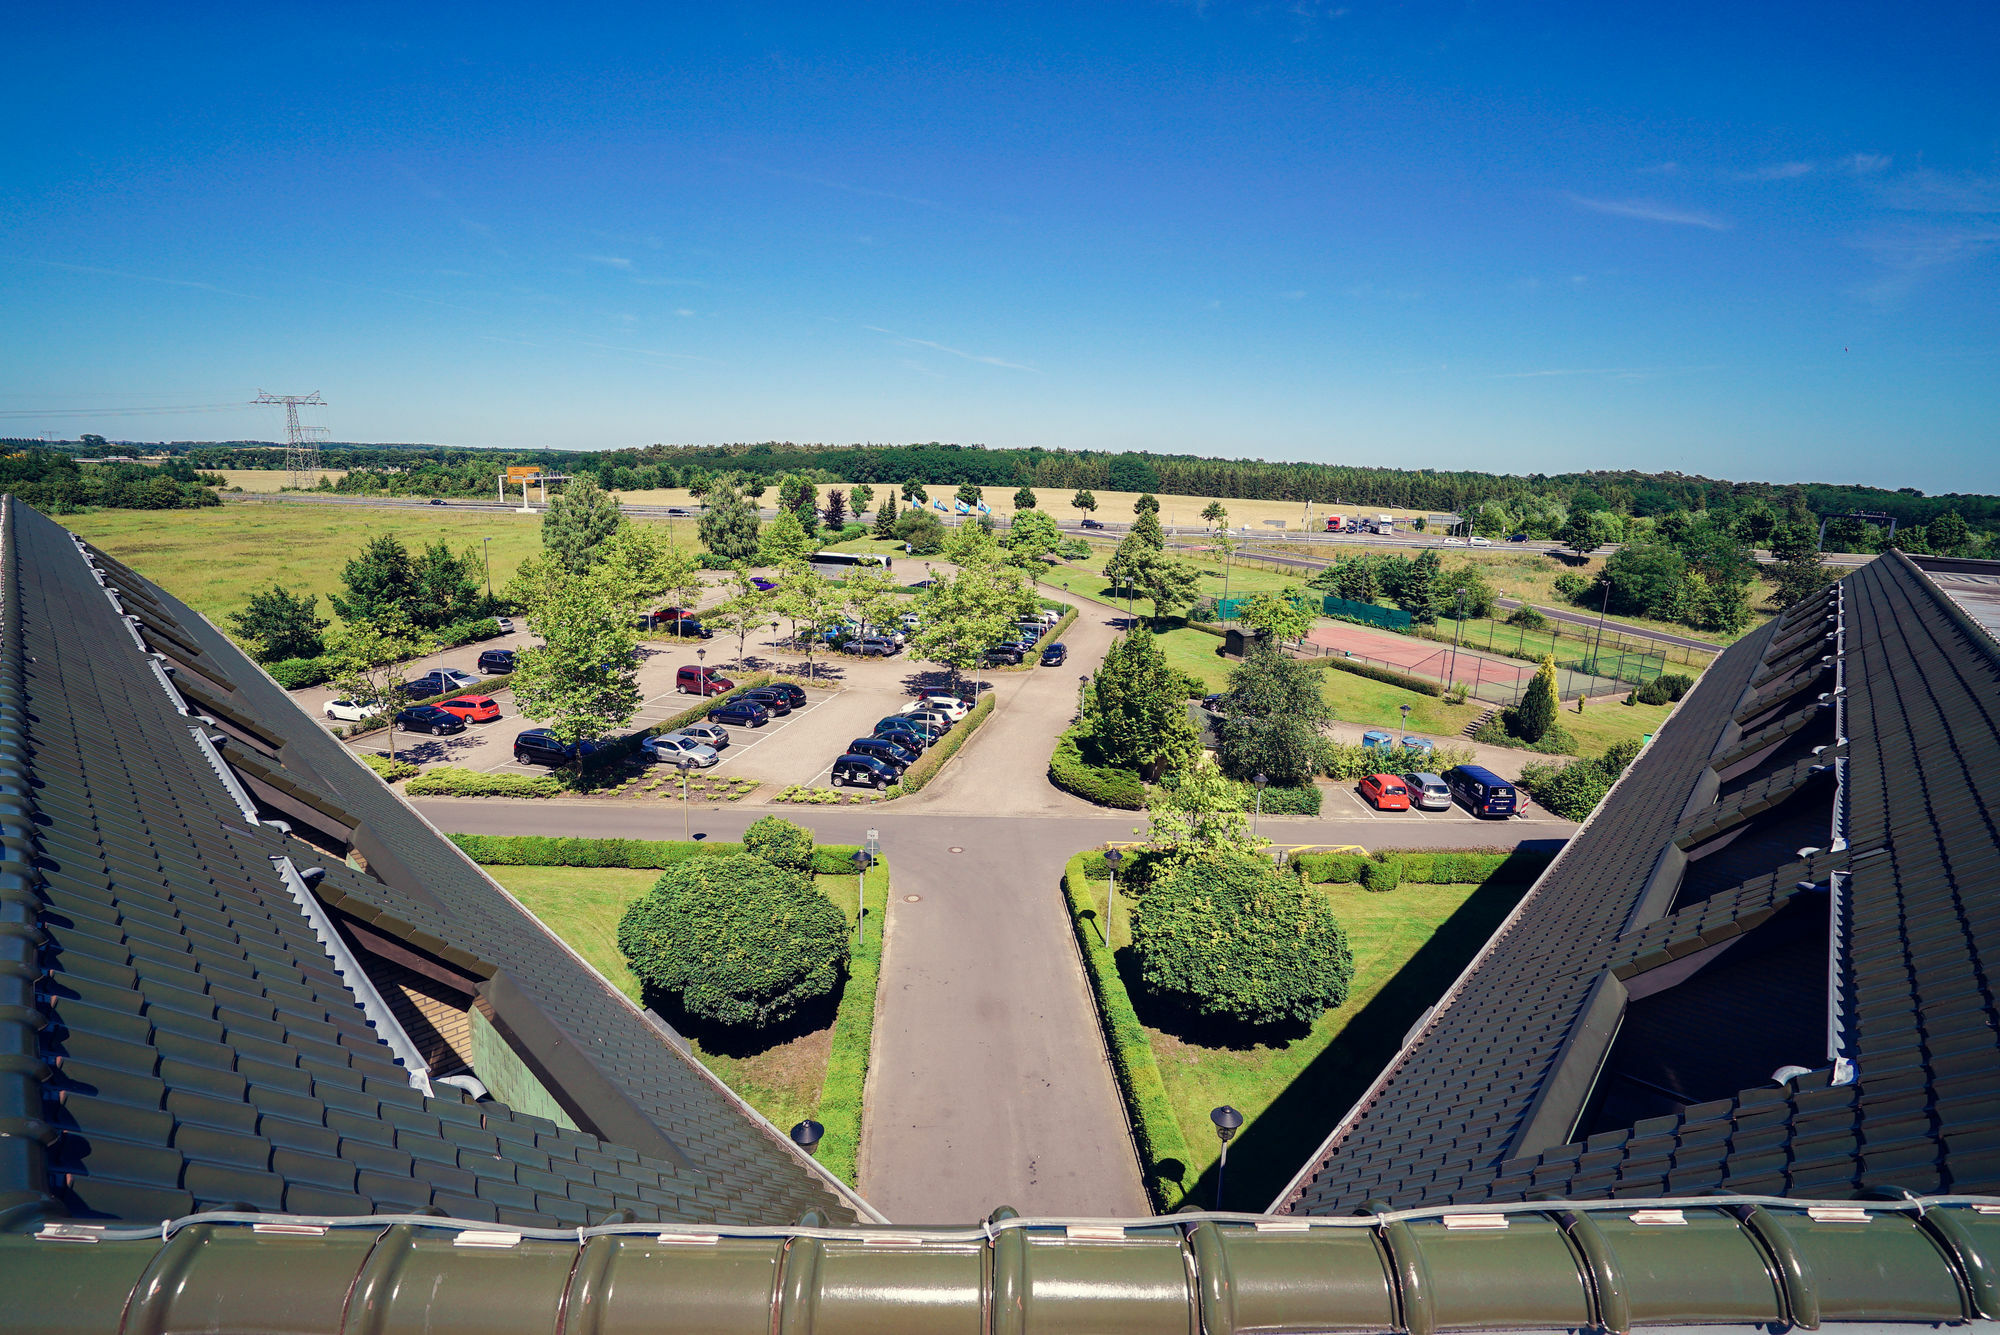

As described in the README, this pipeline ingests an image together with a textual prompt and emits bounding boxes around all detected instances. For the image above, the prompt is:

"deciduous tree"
[1215,644,1333,784]
[759,510,816,566]
[542,474,624,573]
[697,476,762,564]
[228,585,328,662]
[1013,486,1036,510]
[329,534,416,626]
[1237,589,1313,644]
[507,562,643,758]
[1088,624,1200,778]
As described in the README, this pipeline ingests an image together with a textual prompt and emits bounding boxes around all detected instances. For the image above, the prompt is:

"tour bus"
[809,551,894,573]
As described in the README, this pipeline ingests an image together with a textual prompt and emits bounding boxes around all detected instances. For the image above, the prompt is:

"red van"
[675,665,733,696]
[1359,773,1411,811]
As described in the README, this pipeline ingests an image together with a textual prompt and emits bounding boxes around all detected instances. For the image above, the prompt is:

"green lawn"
[485,862,880,1151]
[57,502,694,627]
[1152,625,1486,735]
[1555,695,1677,755]
[1109,876,1530,1209]
[1037,545,1307,610]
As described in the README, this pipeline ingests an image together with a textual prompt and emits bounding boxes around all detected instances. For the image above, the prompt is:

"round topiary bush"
[742,814,815,871]
[616,852,849,1028]
[1132,855,1354,1028]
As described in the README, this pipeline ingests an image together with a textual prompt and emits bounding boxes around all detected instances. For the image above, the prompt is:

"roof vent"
[1796,847,1822,860]
[298,866,326,888]
[437,1074,490,1101]
[1771,1065,1814,1085]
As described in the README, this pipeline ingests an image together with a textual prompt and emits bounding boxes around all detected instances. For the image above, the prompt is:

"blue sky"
[4,2,1997,492]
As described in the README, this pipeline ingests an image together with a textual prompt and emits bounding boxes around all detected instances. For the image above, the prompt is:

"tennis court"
[1302,621,1536,693]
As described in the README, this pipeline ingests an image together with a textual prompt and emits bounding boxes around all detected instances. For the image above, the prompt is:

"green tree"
[1599,543,1686,617]
[901,479,929,504]
[1130,550,1203,624]
[1559,509,1601,556]
[1130,505,1164,551]
[1088,624,1201,778]
[1399,548,1441,623]
[759,509,817,566]
[908,561,1034,686]
[507,561,643,758]
[1928,510,1971,555]
[1004,509,1062,566]
[1134,492,1160,516]
[1146,755,1263,871]
[1013,486,1037,510]
[1237,589,1313,643]
[1072,489,1096,520]
[1768,521,1831,608]
[1216,644,1333,784]
[823,488,848,528]
[328,534,416,626]
[1513,654,1559,743]
[1133,855,1353,1028]
[895,506,947,554]
[775,562,844,682]
[955,482,984,510]
[778,473,818,519]
[742,815,815,872]
[707,566,774,671]
[326,612,430,760]
[1200,501,1227,531]
[616,853,848,1028]
[942,518,1002,568]
[742,476,767,499]
[848,483,875,515]
[228,584,328,662]
[697,476,763,563]
[873,492,899,538]
[1104,531,1150,597]
[1435,562,1496,619]
[542,473,625,573]
[408,537,484,629]
[842,565,905,640]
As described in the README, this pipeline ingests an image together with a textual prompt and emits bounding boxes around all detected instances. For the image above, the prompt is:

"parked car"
[906,694,968,721]
[1080,518,1105,529]
[1403,772,1452,811]
[874,718,938,749]
[400,668,481,698]
[664,618,711,639]
[1446,764,1518,818]
[513,729,603,768]
[849,736,918,770]
[324,697,383,722]
[642,733,720,768]
[1359,773,1411,811]
[740,687,793,716]
[675,665,733,696]
[750,576,777,591]
[902,707,955,733]
[830,753,898,790]
[676,721,731,750]
[848,636,900,657]
[1361,728,1396,751]
[494,616,515,633]
[396,705,466,736]
[477,648,516,674]
[436,695,501,723]
[1200,692,1228,713]
[983,643,1025,666]
[710,699,771,728]
[760,681,807,708]
[1040,642,1069,666]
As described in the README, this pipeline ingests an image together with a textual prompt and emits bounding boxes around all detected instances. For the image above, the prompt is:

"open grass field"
[1556,695,1677,755]
[216,468,350,491]
[1102,874,1530,1209]
[55,504,694,626]
[484,862,878,1144]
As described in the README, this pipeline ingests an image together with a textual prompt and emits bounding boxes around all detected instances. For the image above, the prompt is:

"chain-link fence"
[1282,639,1668,707]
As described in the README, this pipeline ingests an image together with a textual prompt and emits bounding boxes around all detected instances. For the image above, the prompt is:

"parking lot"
[1318,778,1562,825]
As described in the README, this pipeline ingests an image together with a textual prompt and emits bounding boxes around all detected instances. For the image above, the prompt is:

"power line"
[253,391,329,489]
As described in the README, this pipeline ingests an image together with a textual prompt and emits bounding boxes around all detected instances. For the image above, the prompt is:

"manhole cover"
[947,846,964,854]
[904,895,921,903]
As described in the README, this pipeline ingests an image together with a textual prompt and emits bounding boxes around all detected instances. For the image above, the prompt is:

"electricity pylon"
[253,391,328,489]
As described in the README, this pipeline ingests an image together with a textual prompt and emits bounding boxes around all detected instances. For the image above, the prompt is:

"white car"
[495,616,515,633]
[1469,535,1491,546]
[324,697,383,722]
[904,695,968,722]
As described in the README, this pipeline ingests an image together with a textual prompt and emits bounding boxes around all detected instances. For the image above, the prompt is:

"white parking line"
[709,694,836,771]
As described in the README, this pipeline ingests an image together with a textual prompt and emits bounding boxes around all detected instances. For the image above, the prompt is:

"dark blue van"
[1446,764,1517,818]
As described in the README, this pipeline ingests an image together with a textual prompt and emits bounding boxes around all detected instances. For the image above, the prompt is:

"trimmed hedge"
[1048,728,1147,809]
[1311,655,1444,697]
[269,655,337,689]
[1324,741,1476,781]
[446,832,870,875]
[814,857,888,1186]
[885,692,995,797]
[1360,857,1402,892]
[360,753,419,783]
[1293,847,1557,886]
[1240,781,1321,815]
[406,767,562,798]
[1061,853,1195,1210]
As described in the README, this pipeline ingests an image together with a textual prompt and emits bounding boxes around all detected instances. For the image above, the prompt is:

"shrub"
[404,767,562,798]
[696,552,734,570]
[1048,727,1147,808]
[1513,656,1560,743]
[1635,671,1695,705]
[743,815,815,871]
[1505,605,1549,631]
[1600,738,1643,778]
[1133,855,1354,1027]
[269,656,336,689]
[1312,655,1444,697]
[1401,853,1434,883]
[617,852,849,1028]
[360,753,418,783]
[1552,573,1588,600]
[1518,756,1612,821]
[1360,857,1403,892]
[1657,673,1694,700]
[1242,781,1322,815]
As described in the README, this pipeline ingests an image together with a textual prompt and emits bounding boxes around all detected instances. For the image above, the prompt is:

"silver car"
[643,733,720,768]
[1403,772,1452,811]
[675,722,730,750]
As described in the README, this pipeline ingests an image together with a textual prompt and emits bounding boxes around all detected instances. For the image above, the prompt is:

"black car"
[396,705,466,736]
[710,699,771,727]
[1040,642,1068,666]
[873,720,935,751]
[1507,532,1530,543]
[664,618,711,639]
[849,736,918,770]
[830,753,898,790]
[513,729,603,768]
[1080,518,1105,529]
[760,681,807,708]
[427,498,447,506]
[477,648,516,674]
[398,668,479,698]
[740,687,793,716]
[666,507,693,516]
[983,643,1025,666]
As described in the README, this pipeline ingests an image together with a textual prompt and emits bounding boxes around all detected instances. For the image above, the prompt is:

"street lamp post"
[851,849,874,946]
[1211,1105,1243,1209]
[1105,847,1123,914]
[1252,773,1268,838]
[678,759,692,839]
[1590,574,1613,676]
[1446,590,1468,696]
[481,537,494,605]
[1078,673,1089,720]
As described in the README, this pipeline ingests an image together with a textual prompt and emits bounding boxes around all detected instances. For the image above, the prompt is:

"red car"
[436,694,502,723]
[1359,772,1410,811]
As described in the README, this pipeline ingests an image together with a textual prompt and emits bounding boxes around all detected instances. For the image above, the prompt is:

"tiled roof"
[1282,552,2000,1214]
[0,498,861,1229]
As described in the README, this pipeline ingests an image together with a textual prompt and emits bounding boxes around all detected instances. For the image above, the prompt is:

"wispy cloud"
[30,259,256,299]
[1875,168,2000,214]
[1733,161,1813,181]
[479,334,544,348]
[581,254,633,269]
[1638,161,1681,176]
[862,325,1037,371]
[727,158,949,212]
[1846,153,1892,175]
[1567,194,1731,230]
[1849,220,2000,302]
[674,308,696,318]
[1487,364,1717,381]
